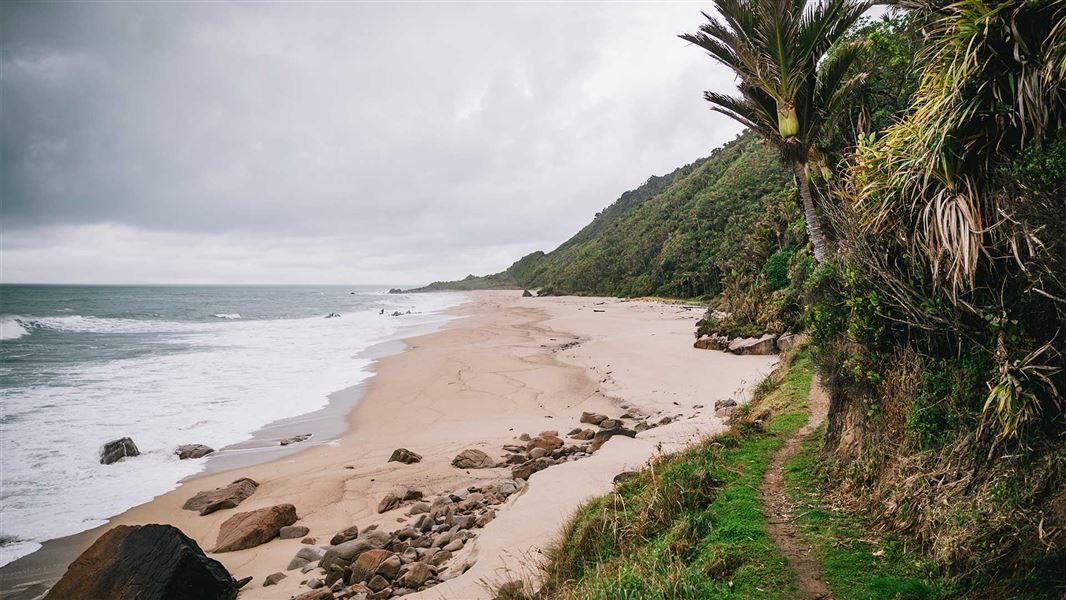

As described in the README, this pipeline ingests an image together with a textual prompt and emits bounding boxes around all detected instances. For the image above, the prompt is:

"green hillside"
[417,132,801,309]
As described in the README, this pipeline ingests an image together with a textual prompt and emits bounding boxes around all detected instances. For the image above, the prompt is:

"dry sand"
[27,291,777,599]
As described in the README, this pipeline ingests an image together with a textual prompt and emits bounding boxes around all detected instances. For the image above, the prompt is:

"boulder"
[571,428,596,440]
[728,333,778,355]
[287,546,325,570]
[451,448,496,469]
[330,524,360,545]
[408,502,430,515]
[526,435,563,452]
[349,549,393,583]
[522,289,533,297]
[694,333,729,351]
[776,332,799,352]
[598,419,622,429]
[212,504,298,553]
[182,478,259,516]
[377,492,402,514]
[293,590,334,600]
[388,448,422,464]
[511,457,552,481]
[174,444,215,460]
[367,574,389,592]
[319,530,391,572]
[263,572,286,587]
[579,412,607,425]
[397,562,432,587]
[588,428,637,453]
[280,525,310,539]
[99,437,139,465]
[43,524,236,600]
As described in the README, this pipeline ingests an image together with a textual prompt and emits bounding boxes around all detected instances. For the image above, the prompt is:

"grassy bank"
[530,349,950,600]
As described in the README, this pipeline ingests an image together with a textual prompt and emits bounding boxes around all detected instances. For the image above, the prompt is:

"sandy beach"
[5,291,776,599]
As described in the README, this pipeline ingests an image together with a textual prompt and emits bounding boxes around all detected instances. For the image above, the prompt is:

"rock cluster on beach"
[694,331,799,355]
[175,443,215,459]
[52,395,734,600]
[241,413,662,599]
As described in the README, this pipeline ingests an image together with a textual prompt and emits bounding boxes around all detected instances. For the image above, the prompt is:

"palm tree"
[681,0,870,262]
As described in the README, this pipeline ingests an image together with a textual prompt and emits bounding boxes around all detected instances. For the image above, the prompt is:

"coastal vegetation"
[455,1,1066,597]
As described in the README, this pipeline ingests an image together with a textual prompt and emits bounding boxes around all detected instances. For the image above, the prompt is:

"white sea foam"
[0,317,29,340]
[213,313,242,319]
[0,292,465,566]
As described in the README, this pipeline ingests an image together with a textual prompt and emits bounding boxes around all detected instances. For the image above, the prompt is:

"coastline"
[1,291,777,600]
[0,301,463,599]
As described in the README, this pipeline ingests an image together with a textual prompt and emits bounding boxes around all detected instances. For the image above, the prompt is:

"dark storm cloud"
[1,1,743,284]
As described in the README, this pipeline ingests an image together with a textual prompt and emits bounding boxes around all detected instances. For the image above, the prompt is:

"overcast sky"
[2,1,744,285]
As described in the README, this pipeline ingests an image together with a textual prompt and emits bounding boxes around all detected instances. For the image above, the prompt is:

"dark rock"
[43,524,237,600]
[320,530,391,573]
[397,562,432,587]
[579,412,607,425]
[522,289,533,297]
[588,428,637,453]
[294,589,334,600]
[174,444,215,460]
[212,504,298,553]
[235,576,252,589]
[99,437,139,465]
[280,433,312,446]
[377,493,402,514]
[511,457,552,481]
[388,448,422,464]
[350,549,393,583]
[525,435,563,452]
[263,572,287,586]
[331,524,360,545]
[280,525,310,539]
[613,471,640,484]
[182,478,259,516]
[451,448,496,469]
[714,398,737,411]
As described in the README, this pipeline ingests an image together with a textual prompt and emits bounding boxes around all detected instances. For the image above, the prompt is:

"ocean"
[0,285,464,566]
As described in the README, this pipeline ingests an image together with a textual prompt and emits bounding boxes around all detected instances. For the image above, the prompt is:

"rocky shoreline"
[46,404,702,600]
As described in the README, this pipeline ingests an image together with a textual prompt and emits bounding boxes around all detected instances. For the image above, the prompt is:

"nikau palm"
[681,0,870,262]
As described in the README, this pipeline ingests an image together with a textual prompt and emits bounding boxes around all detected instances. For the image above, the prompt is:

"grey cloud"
[2,1,742,283]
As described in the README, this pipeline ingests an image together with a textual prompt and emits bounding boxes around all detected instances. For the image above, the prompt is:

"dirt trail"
[762,374,832,599]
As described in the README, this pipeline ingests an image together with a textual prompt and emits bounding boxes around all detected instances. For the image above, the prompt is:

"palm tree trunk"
[794,162,828,262]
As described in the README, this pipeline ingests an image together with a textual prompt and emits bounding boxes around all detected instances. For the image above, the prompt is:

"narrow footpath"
[762,375,832,600]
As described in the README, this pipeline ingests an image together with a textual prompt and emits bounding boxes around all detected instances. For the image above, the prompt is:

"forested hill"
[412,131,798,299]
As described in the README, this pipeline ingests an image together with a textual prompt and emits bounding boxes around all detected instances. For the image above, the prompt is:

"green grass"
[536,350,815,600]
[533,345,965,600]
[784,427,956,600]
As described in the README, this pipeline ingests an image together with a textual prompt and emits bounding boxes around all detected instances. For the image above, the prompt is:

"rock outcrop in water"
[43,524,237,600]
[174,444,214,460]
[100,437,139,465]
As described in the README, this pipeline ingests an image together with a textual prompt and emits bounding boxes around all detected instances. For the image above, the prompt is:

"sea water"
[0,285,464,566]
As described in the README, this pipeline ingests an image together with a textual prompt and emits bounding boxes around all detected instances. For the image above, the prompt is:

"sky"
[1,1,745,285]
